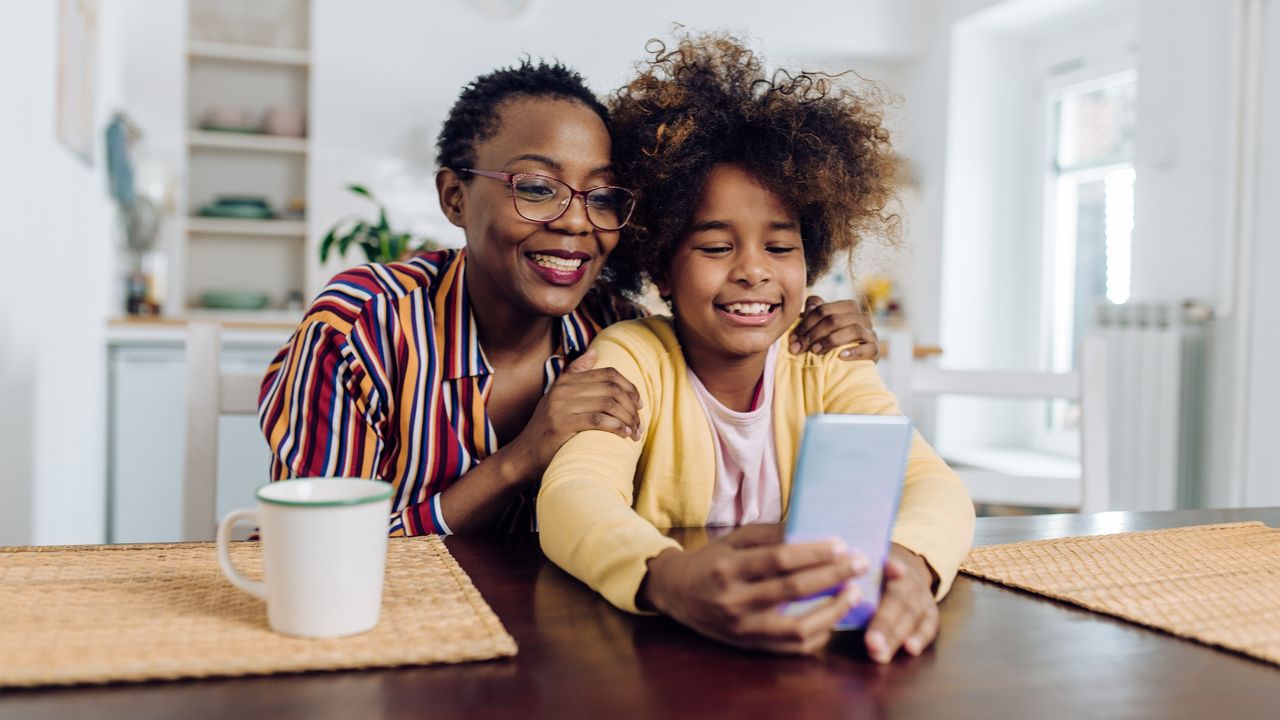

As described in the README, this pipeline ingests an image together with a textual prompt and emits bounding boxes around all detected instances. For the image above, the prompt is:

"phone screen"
[783,414,912,630]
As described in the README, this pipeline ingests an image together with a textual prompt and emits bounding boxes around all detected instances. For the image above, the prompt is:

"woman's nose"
[546,194,592,235]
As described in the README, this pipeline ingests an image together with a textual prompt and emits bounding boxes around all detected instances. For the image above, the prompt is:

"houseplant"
[319,184,437,264]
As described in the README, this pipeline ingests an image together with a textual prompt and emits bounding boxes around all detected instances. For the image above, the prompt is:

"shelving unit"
[187,129,307,155]
[179,0,311,316]
[187,40,310,67]
[186,217,306,238]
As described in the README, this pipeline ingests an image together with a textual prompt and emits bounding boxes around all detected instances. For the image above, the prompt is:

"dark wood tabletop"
[3,507,1278,720]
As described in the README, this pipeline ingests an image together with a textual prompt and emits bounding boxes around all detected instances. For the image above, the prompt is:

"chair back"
[182,322,264,541]
[884,331,1110,512]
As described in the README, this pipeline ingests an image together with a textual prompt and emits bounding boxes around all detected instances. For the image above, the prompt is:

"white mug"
[217,478,394,638]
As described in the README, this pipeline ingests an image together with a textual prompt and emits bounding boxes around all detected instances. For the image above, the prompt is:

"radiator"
[1095,302,1210,510]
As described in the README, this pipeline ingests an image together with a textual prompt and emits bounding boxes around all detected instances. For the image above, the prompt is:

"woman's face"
[661,164,808,362]
[442,96,619,319]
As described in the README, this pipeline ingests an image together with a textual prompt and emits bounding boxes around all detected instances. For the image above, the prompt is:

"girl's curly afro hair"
[604,33,901,297]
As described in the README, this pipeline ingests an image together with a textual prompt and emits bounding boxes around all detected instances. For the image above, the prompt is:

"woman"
[538,34,974,661]
[259,60,880,536]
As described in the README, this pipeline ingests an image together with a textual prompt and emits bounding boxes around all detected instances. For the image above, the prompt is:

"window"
[1041,72,1136,437]
[1044,73,1137,374]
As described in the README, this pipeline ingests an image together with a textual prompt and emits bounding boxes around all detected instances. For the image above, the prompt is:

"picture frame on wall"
[56,0,98,164]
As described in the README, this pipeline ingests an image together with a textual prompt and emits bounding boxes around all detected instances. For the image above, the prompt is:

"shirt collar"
[442,249,594,380]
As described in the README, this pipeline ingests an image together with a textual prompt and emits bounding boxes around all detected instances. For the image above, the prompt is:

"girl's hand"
[504,349,643,484]
[864,543,940,663]
[791,295,879,361]
[640,525,869,655]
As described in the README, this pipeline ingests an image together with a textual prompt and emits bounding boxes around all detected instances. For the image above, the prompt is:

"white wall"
[0,0,117,545]
[1242,0,1280,506]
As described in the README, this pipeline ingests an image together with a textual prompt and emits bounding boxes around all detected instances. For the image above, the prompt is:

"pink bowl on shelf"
[264,107,306,137]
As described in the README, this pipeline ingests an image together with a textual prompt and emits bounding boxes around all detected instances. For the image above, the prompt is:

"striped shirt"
[258,248,642,536]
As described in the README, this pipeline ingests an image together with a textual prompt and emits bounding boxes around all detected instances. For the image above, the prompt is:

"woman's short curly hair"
[436,59,608,173]
[604,33,901,296]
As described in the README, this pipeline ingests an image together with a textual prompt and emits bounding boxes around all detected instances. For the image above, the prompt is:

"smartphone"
[783,414,913,630]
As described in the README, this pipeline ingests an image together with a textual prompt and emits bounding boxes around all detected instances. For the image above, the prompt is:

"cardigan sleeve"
[537,325,681,614]
[820,358,976,600]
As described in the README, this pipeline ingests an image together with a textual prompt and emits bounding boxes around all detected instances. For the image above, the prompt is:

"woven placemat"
[960,521,1280,665]
[0,536,517,688]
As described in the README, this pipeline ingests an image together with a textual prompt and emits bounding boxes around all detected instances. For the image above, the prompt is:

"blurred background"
[0,0,1276,546]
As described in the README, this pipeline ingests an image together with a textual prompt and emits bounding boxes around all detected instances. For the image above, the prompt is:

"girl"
[538,35,975,661]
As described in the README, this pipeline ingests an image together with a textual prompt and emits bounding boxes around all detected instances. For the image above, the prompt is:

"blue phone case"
[783,414,912,630]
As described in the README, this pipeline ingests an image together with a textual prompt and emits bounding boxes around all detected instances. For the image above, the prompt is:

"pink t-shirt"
[687,344,783,526]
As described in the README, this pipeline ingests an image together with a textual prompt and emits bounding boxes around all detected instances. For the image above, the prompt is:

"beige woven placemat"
[960,521,1280,665]
[0,536,517,688]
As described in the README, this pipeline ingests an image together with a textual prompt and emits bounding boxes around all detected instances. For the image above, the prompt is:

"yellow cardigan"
[538,316,975,613]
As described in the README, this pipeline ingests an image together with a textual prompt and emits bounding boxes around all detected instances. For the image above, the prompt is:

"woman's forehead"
[474,96,612,171]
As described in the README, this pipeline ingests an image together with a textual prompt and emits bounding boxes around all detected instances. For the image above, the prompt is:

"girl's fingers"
[903,605,940,656]
[866,562,934,663]
[729,539,854,579]
[738,583,858,655]
[740,561,864,608]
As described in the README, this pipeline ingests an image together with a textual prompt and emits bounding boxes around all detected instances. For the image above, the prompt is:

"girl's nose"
[732,246,771,285]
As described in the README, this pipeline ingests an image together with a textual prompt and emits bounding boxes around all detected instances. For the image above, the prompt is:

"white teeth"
[530,253,584,271]
[723,302,773,316]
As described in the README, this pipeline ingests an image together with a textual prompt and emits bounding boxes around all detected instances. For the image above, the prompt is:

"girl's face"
[661,164,807,363]
[440,96,619,319]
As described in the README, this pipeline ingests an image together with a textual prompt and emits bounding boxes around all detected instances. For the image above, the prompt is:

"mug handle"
[217,508,267,601]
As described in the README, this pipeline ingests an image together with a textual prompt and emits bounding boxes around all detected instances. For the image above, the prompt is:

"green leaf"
[337,222,366,256]
[319,226,337,263]
[348,184,373,200]
[360,242,378,263]
[378,206,389,232]
[378,228,392,262]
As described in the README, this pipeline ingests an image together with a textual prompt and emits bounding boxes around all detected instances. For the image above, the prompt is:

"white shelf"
[188,41,310,67]
[188,130,307,154]
[187,217,306,238]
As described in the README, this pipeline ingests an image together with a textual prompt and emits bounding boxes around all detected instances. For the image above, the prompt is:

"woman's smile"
[525,248,593,286]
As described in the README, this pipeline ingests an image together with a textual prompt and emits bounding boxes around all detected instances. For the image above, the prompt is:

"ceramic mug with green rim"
[217,478,394,638]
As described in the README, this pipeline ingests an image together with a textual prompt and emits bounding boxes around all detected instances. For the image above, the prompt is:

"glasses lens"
[512,175,570,222]
[585,187,636,230]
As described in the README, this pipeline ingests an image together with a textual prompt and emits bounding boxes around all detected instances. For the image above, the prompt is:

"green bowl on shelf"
[199,196,274,220]
[201,291,270,310]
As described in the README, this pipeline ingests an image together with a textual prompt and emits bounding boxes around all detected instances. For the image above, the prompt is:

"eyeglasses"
[461,169,637,231]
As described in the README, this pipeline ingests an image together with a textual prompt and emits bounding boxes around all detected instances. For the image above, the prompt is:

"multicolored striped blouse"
[258,248,642,536]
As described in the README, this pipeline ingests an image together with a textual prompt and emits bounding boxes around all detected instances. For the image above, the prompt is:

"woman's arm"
[262,318,644,535]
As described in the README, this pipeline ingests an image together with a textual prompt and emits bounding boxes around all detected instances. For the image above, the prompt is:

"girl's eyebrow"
[689,219,730,232]
[689,219,800,233]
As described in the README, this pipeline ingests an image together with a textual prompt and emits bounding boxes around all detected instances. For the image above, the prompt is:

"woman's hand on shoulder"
[864,543,940,663]
[503,349,643,484]
[639,524,868,655]
[791,295,879,361]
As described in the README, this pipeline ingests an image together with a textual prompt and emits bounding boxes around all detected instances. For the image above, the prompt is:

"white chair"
[182,322,265,541]
[884,331,1110,513]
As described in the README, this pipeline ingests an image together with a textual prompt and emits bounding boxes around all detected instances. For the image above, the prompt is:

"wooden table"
[3,508,1278,719]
